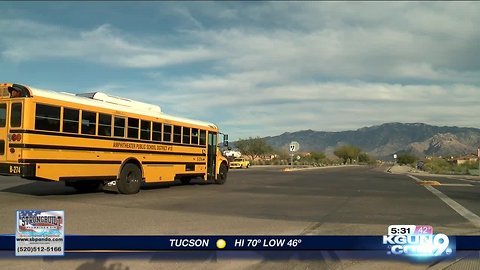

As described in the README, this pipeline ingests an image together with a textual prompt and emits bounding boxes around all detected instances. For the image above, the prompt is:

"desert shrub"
[397,154,417,165]
[423,158,452,174]
[453,161,478,174]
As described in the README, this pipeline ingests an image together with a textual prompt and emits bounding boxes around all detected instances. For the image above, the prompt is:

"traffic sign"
[289,141,300,152]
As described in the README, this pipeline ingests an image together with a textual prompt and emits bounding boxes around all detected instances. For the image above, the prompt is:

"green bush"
[397,154,417,165]
[423,158,451,174]
[423,158,478,175]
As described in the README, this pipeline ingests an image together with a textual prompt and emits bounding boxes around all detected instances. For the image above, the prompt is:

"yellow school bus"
[0,83,229,194]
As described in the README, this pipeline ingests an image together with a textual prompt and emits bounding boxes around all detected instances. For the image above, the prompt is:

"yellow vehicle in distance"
[229,158,250,169]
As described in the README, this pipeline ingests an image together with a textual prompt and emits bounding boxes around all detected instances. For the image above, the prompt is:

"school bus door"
[0,102,7,162]
[207,132,217,180]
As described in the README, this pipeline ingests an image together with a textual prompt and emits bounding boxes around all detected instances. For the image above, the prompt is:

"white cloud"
[1,2,480,140]
[109,77,480,139]
[0,21,216,68]
[2,2,479,83]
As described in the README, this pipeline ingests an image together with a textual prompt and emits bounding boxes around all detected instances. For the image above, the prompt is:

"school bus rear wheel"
[118,163,142,194]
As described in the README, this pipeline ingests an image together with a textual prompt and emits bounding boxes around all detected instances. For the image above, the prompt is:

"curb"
[385,167,480,182]
[282,165,362,172]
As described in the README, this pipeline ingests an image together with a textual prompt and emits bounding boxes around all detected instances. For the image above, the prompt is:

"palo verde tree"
[334,144,362,164]
[358,152,376,165]
[273,149,291,161]
[309,151,326,164]
[235,137,273,160]
[396,153,417,165]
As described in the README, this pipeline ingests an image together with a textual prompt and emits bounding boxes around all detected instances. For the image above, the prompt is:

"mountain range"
[263,123,480,159]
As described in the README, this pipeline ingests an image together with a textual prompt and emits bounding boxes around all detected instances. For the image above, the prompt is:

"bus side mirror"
[223,134,228,147]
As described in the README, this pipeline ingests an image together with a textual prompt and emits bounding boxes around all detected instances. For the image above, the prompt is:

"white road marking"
[438,184,473,187]
[446,177,479,184]
[408,175,423,183]
[408,175,480,228]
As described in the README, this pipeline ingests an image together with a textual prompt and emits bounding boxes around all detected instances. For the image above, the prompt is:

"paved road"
[0,165,479,269]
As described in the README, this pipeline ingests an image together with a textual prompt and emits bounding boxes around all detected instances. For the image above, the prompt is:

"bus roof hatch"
[76,92,161,113]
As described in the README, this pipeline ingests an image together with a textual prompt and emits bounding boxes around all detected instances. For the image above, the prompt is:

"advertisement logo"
[383,225,454,257]
[16,210,65,256]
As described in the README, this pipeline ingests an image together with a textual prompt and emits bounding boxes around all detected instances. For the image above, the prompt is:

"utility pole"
[477,147,480,176]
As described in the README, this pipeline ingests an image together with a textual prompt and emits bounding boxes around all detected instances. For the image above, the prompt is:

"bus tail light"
[9,148,15,153]
[9,134,22,141]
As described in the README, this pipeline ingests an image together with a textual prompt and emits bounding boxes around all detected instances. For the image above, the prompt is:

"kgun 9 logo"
[383,234,453,257]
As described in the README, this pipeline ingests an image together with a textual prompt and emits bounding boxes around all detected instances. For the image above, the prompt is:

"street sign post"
[289,141,299,152]
[289,141,300,169]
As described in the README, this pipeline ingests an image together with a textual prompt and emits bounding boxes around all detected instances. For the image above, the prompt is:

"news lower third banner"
[1,235,480,252]
[6,210,475,260]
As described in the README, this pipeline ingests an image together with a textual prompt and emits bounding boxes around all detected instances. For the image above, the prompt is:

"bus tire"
[180,177,191,185]
[215,164,228,185]
[68,181,102,193]
[117,163,142,194]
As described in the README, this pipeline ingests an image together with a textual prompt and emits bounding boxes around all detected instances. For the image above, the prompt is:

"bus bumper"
[0,163,36,178]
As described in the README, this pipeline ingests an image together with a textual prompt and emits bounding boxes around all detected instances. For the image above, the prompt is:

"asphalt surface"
[0,165,479,269]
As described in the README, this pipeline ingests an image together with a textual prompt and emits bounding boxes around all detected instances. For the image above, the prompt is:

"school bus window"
[98,113,112,136]
[191,128,199,145]
[152,122,162,141]
[163,124,172,142]
[182,127,190,144]
[173,125,182,143]
[10,103,22,128]
[81,111,96,135]
[0,103,6,127]
[199,130,206,146]
[63,108,79,133]
[35,104,60,131]
[128,117,139,139]
[114,117,125,137]
[140,120,151,140]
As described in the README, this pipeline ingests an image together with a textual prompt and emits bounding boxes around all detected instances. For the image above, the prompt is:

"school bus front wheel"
[215,163,228,185]
[180,177,192,185]
[117,163,142,194]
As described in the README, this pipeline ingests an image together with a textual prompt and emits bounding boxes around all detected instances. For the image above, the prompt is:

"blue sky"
[1,2,480,140]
